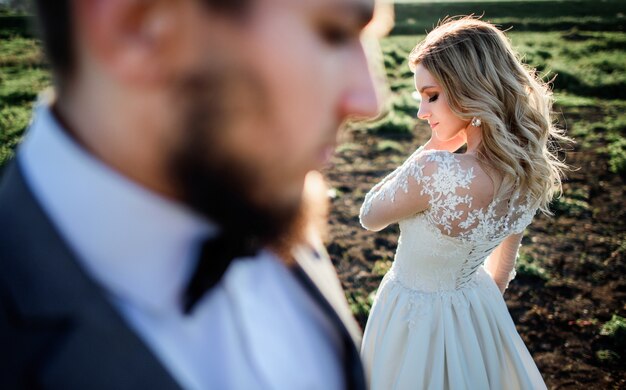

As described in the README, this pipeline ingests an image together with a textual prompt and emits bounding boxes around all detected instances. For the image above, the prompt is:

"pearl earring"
[471,117,482,127]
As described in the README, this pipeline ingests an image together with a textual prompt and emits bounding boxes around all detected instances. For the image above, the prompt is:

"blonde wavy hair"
[408,16,569,214]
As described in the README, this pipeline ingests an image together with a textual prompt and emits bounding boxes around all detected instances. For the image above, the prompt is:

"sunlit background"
[1,0,624,388]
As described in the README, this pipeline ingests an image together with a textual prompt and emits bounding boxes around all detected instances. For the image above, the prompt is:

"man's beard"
[167,69,302,249]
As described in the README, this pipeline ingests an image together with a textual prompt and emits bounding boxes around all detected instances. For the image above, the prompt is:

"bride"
[359,17,568,389]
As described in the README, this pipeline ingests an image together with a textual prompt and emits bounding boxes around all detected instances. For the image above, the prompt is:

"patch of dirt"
[323,110,626,389]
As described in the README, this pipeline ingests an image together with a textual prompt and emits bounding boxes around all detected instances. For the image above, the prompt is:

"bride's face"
[414,64,469,141]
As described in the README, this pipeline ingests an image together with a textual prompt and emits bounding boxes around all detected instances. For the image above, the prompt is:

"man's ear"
[74,0,186,86]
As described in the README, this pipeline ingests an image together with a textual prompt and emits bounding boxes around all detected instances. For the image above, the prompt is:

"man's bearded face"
[169,67,301,242]
[167,0,379,242]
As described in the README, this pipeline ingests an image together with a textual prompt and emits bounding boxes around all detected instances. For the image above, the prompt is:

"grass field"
[1,1,625,388]
[390,0,625,34]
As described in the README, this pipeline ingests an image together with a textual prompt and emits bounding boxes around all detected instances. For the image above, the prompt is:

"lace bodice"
[359,146,538,293]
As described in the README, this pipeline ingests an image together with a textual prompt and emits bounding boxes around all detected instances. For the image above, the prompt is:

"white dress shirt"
[18,101,344,389]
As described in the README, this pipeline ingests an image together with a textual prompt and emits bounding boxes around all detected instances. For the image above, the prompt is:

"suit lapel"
[291,245,363,344]
[0,161,181,389]
[291,244,366,390]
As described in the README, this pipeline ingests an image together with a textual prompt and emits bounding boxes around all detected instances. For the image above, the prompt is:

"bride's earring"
[471,117,482,127]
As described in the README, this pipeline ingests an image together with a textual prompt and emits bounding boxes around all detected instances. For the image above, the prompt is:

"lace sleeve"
[359,147,429,231]
[359,149,476,232]
[484,232,523,293]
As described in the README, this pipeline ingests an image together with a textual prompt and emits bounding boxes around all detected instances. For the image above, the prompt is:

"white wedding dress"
[359,147,547,389]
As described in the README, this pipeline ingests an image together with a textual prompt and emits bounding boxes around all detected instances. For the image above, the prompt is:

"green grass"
[364,110,416,135]
[391,0,625,35]
[595,349,620,364]
[1,1,625,168]
[600,314,626,349]
[606,138,626,175]
[0,105,31,162]
[347,291,376,321]
[516,251,550,280]
[371,259,393,276]
[372,29,626,169]
[380,31,626,99]
[376,140,405,154]
[0,31,51,166]
[550,187,592,217]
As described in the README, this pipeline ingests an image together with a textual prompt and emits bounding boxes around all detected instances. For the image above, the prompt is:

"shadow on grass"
[552,71,626,100]
[0,90,38,107]
[391,0,626,35]
[0,16,36,39]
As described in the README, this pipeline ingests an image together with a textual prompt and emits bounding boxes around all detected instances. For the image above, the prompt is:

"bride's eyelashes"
[428,94,439,103]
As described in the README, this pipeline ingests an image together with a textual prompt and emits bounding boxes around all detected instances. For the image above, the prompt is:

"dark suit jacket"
[0,160,365,389]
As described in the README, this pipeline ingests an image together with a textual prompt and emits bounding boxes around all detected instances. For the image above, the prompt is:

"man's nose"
[338,46,381,120]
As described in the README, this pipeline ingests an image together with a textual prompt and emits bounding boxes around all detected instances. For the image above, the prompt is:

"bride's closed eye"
[428,94,439,103]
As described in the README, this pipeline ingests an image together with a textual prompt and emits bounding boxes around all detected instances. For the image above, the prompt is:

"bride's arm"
[359,150,434,231]
[484,232,524,294]
[360,145,424,206]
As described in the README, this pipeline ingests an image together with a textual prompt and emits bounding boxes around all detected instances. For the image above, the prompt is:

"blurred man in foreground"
[0,0,388,388]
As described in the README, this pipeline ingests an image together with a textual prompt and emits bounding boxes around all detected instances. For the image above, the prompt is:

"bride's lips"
[430,122,439,129]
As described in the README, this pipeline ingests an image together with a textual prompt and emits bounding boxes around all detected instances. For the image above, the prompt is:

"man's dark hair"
[33,0,73,81]
[33,0,250,82]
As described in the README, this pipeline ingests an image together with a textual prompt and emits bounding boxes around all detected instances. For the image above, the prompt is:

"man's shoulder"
[0,159,64,277]
[0,159,26,234]
[0,161,7,182]
[0,159,34,233]
[0,159,44,280]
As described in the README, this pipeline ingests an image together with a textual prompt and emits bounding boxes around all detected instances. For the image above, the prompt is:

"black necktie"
[183,234,260,314]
